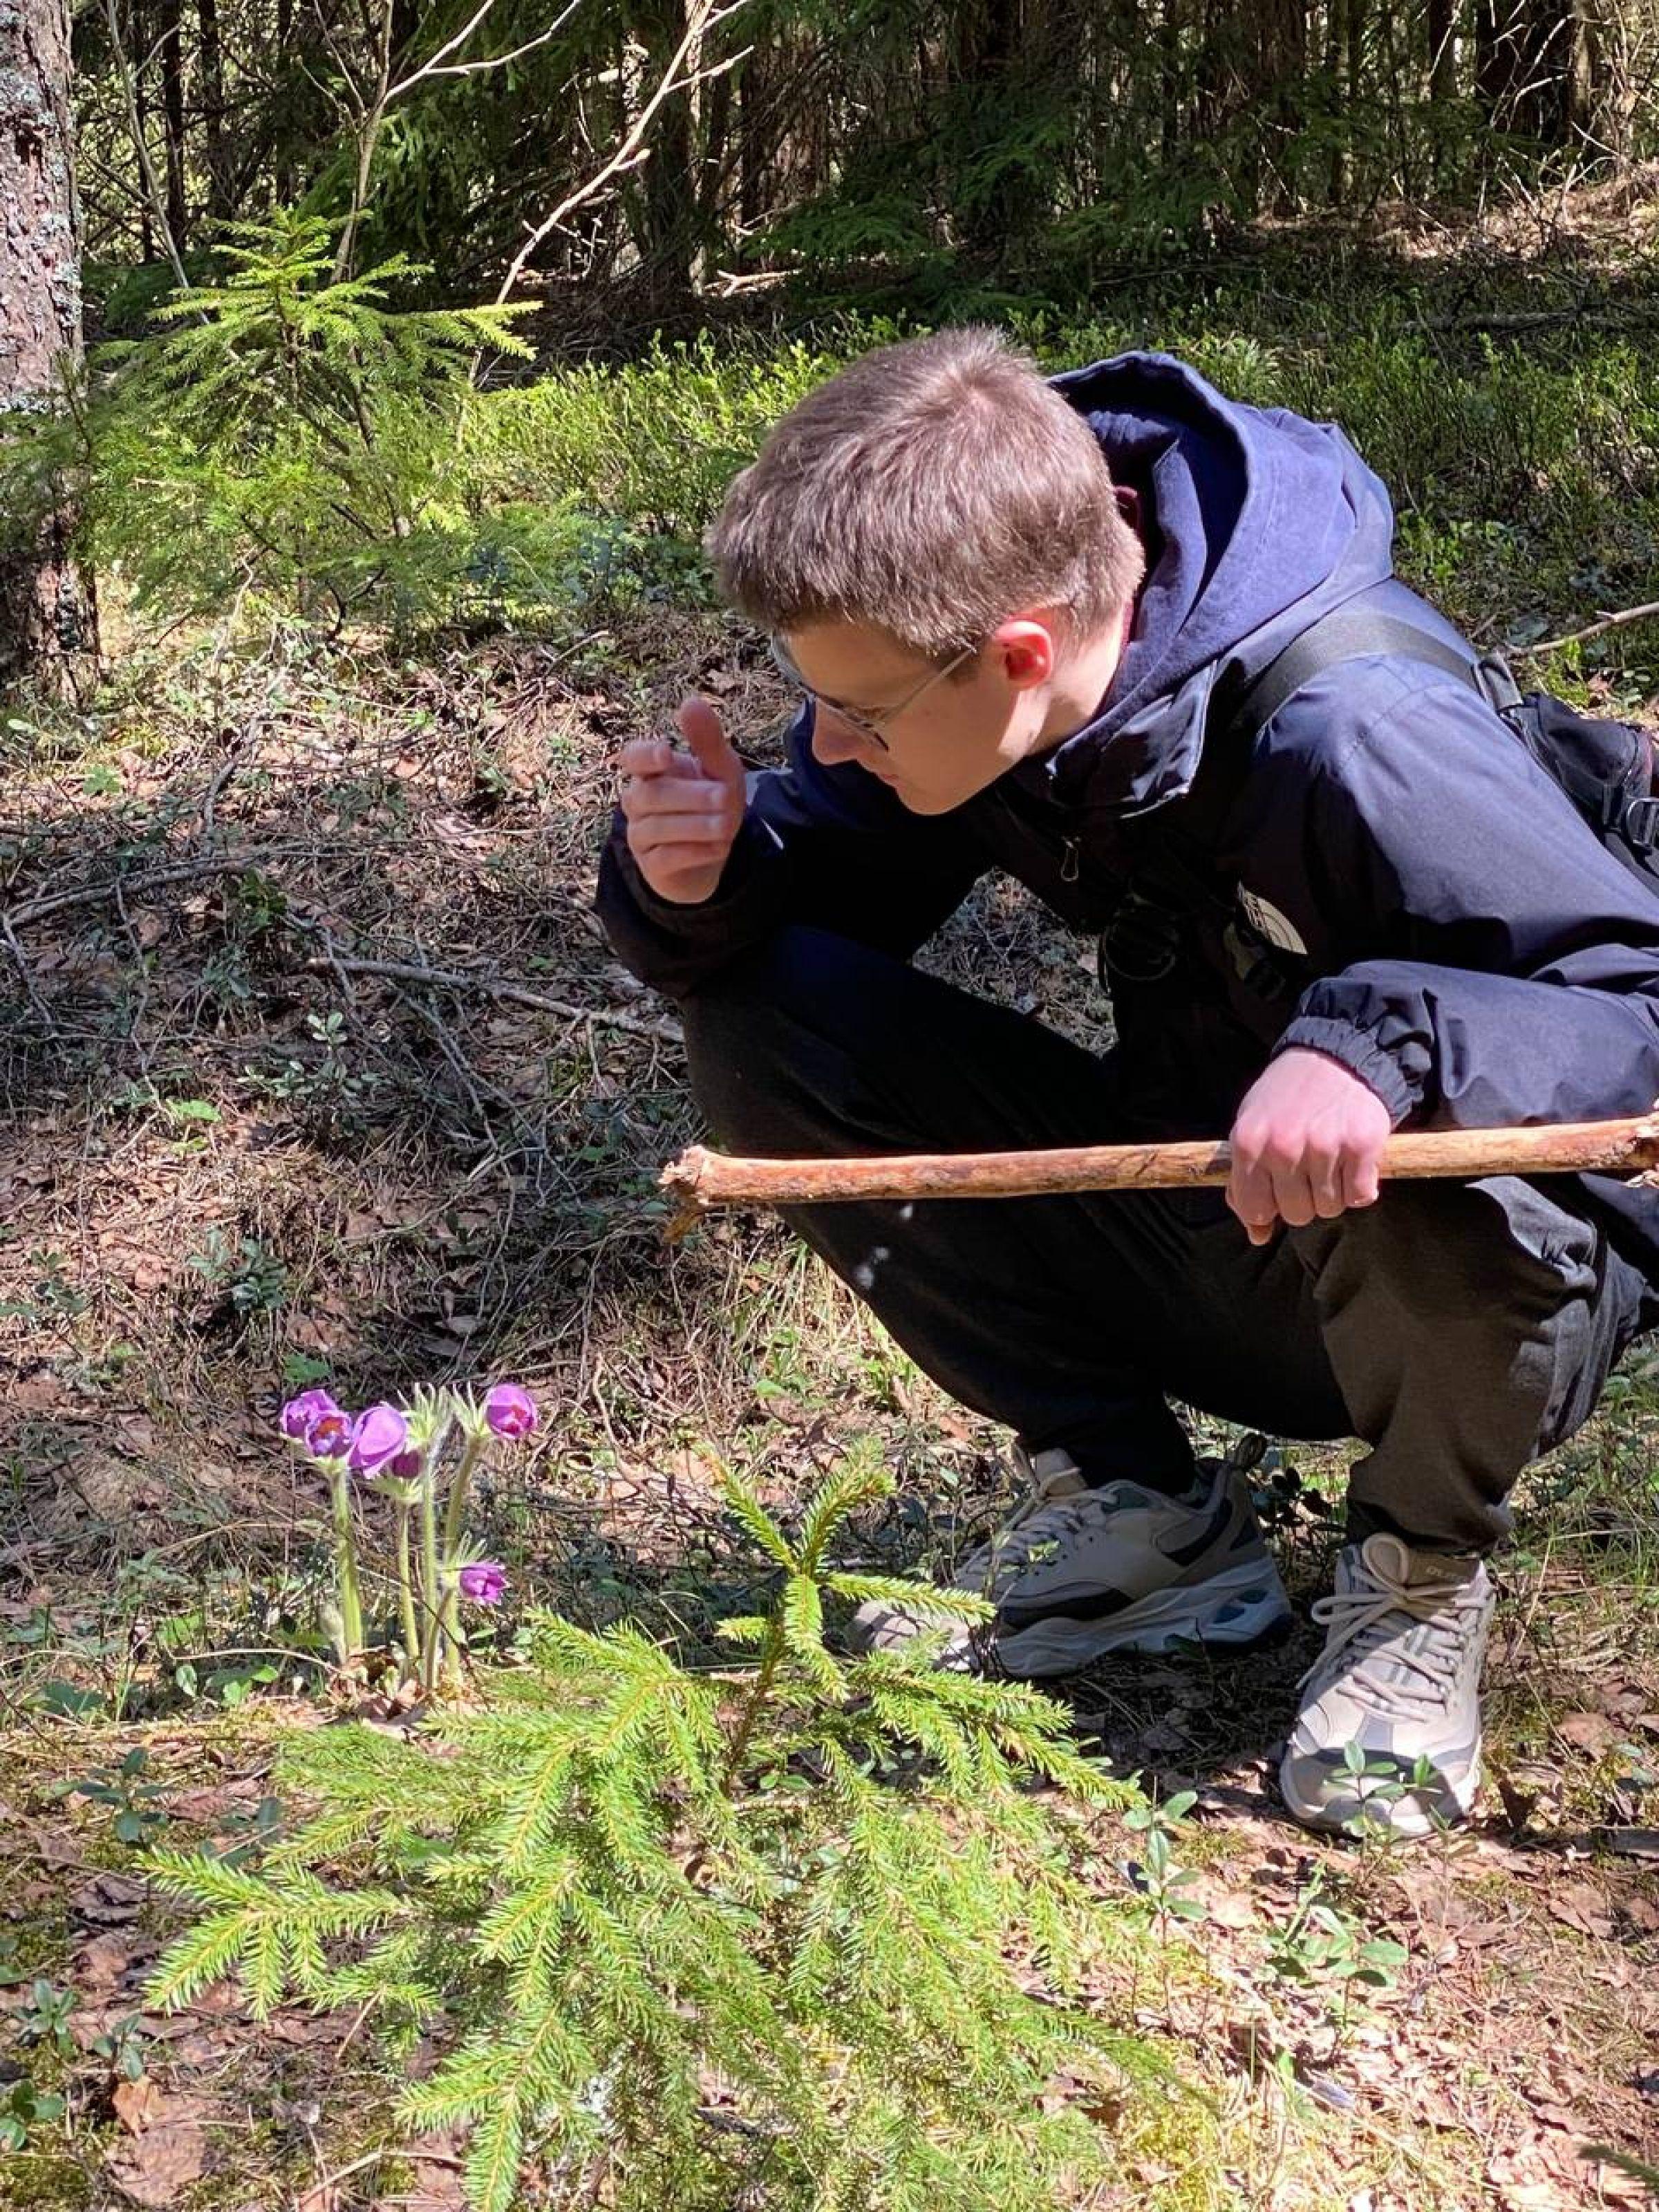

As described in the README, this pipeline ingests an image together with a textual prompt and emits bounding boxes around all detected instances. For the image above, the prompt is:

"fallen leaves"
[104,2086,212,2206]
[1547,1880,1616,1940]
[1554,1709,1624,1756]
[112,2074,167,2133]
[70,1871,147,1926]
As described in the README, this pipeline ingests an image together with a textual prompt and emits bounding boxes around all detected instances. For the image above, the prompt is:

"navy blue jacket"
[597,353,1659,1281]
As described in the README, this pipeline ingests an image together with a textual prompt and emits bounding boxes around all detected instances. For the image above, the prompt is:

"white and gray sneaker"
[849,1449,1292,1679]
[1280,1532,1494,1839]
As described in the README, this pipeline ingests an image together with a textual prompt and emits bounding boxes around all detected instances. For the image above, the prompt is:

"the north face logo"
[1237,887,1309,956]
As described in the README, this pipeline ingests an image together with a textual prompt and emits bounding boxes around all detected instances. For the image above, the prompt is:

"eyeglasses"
[768,635,976,753]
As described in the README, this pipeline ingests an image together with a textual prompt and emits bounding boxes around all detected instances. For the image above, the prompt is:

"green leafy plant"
[88,2013,149,2085]
[17,1978,78,2057]
[186,1228,288,1317]
[147,1459,1168,2211]
[0,1930,26,1987]
[1263,1864,1408,2044]
[1335,1741,1450,1850]
[1123,1789,1206,1931]
[79,211,534,628]
[62,1745,169,1845]
[0,2079,66,2152]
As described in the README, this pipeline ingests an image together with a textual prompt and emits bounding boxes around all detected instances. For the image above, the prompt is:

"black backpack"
[1102,601,1659,998]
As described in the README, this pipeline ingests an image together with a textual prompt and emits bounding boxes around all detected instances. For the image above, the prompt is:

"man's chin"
[890,781,962,816]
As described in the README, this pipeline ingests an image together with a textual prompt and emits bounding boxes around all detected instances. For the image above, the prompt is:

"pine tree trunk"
[131,0,156,261]
[1427,0,1459,187]
[158,0,187,245]
[197,0,228,216]
[0,0,97,694]
[632,0,697,306]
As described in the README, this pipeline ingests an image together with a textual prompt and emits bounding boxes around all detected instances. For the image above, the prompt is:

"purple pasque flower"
[483,1382,538,1441]
[305,1405,355,1460]
[281,1388,339,1442]
[388,1450,422,1481]
[346,1402,410,1475]
[458,1560,507,1605]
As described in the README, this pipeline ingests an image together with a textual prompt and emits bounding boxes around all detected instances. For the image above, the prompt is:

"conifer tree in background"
[0,0,97,693]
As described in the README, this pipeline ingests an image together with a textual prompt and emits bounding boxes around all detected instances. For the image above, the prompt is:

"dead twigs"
[1517,599,1659,657]
[301,953,683,1044]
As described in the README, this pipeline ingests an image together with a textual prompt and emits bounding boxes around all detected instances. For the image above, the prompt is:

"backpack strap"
[1215,602,1478,758]
[1102,601,1481,990]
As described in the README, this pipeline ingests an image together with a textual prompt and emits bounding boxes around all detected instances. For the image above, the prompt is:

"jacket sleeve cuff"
[1272,1015,1417,1126]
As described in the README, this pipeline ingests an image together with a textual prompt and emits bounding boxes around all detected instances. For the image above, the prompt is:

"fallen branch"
[662,1109,1659,1227]
[302,953,683,1044]
[1516,598,1659,656]
[3,847,316,929]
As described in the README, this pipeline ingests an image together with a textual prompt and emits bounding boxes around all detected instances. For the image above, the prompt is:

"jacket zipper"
[1061,836,1080,883]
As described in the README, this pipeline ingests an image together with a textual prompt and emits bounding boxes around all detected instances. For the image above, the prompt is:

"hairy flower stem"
[418,1481,444,1691]
[414,1418,454,1694]
[438,1434,485,1690]
[327,1465,364,1669]
[395,1502,420,1671]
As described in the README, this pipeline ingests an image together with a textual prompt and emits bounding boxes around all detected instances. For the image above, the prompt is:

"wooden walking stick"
[661,1107,1659,1237]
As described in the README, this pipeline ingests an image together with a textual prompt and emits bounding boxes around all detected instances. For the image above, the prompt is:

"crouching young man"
[595,328,1659,1838]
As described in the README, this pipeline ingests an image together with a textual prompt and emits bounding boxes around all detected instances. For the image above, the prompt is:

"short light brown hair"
[705,326,1144,662]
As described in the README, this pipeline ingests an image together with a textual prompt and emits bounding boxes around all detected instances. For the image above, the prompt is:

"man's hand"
[617,696,747,905]
[1227,1048,1393,1246]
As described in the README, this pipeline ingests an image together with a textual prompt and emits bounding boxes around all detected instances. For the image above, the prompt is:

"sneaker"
[1280,1532,1494,1839]
[848,1448,1292,1679]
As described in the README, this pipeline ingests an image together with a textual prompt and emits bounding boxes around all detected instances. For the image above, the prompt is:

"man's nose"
[808,707,866,768]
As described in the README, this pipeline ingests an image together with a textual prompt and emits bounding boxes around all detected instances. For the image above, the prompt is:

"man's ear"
[989,615,1060,691]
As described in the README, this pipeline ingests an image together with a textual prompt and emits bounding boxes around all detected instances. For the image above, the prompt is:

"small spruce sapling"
[147,1454,1172,2211]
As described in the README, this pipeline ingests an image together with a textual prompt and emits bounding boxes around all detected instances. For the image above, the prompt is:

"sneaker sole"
[991,1557,1293,1678]
[1278,1751,1482,1838]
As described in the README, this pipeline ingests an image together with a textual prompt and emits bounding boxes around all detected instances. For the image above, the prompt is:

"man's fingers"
[637,841,725,877]
[1344,1151,1382,1208]
[628,809,738,852]
[1227,1150,1280,1244]
[677,695,746,791]
[616,737,679,779]
[1271,1166,1319,1229]
[619,773,729,824]
[1306,1147,1347,1219]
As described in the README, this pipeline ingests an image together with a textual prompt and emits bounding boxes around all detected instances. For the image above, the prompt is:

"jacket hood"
[1038,351,1399,816]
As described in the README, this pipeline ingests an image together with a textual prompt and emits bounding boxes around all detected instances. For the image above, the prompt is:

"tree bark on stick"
[662,1111,1659,1226]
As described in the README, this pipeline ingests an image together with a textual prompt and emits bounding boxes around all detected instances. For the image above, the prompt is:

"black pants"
[680,928,1650,1555]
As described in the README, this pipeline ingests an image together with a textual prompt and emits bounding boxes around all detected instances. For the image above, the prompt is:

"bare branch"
[662,1112,1659,1219]
[491,0,752,311]
[101,0,189,293]
[390,0,583,93]
[301,954,684,1044]
[1517,601,1659,657]
[384,0,503,97]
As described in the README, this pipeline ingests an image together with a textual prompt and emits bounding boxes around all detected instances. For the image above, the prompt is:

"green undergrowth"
[11,222,1659,686]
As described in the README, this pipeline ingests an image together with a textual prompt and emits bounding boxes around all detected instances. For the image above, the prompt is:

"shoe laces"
[1302,1537,1487,1714]
[970,1459,1096,1584]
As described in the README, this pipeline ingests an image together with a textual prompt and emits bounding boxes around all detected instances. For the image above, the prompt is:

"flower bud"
[483,1383,538,1441]
[458,1560,507,1605]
